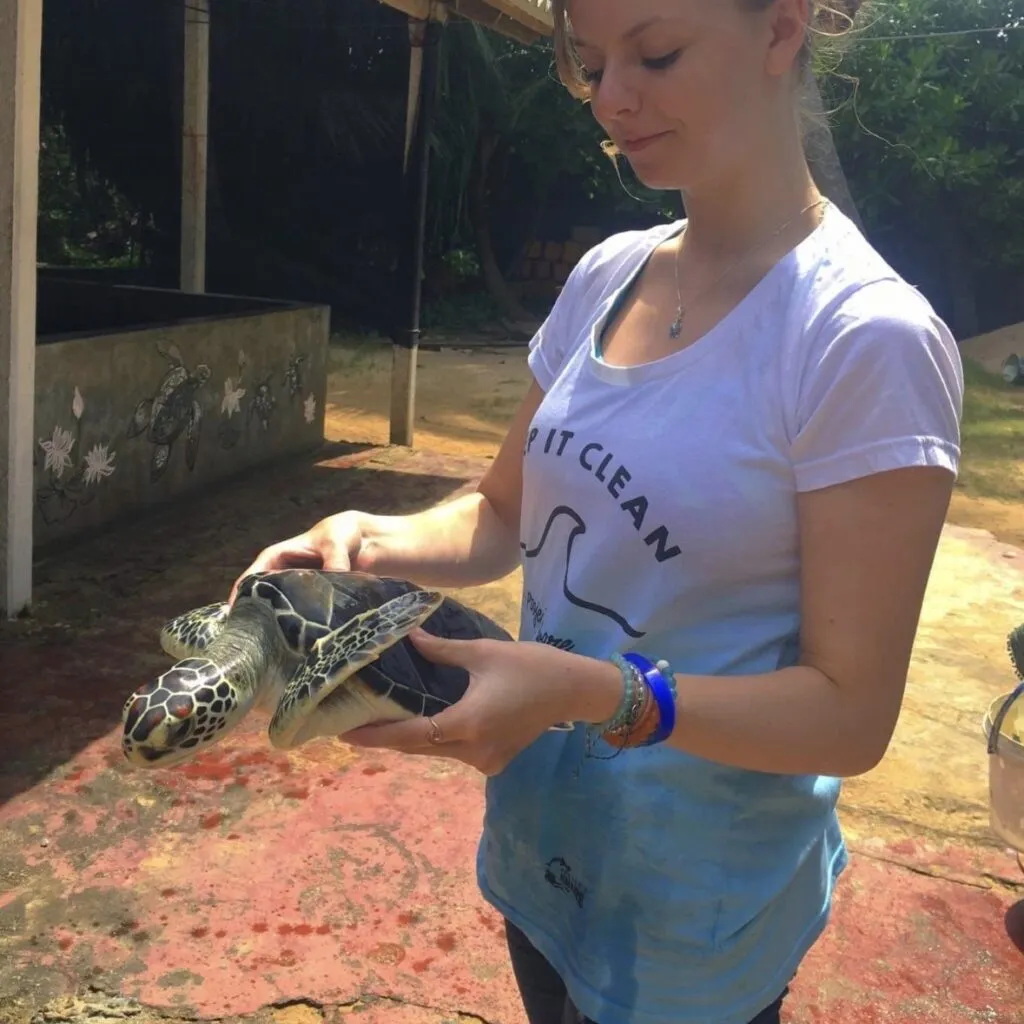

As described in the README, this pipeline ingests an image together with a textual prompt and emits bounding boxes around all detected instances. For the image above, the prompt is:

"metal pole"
[389,14,443,447]
[181,0,210,293]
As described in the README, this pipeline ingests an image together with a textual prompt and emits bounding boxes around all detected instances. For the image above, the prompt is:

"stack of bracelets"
[597,652,679,749]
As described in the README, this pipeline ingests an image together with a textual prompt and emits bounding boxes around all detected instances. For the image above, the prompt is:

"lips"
[619,131,671,154]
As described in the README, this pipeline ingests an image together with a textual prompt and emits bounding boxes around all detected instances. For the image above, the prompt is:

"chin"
[630,167,687,192]
[614,137,693,193]
[621,156,690,193]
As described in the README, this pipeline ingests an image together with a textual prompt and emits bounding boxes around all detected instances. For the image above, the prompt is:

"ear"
[763,0,812,78]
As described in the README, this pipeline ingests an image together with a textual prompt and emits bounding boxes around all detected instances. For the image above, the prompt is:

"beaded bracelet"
[600,657,651,749]
[601,653,645,733]
[599,652,678,750]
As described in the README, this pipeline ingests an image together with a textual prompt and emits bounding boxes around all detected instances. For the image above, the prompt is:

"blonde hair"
[551,0,868,101]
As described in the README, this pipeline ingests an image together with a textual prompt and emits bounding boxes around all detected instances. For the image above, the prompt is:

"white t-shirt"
[475,203,964,1024]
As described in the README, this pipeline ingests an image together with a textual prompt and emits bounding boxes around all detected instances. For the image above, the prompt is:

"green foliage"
[37,123,142,268]
[428,25,674,269]
[821,0,1024,330]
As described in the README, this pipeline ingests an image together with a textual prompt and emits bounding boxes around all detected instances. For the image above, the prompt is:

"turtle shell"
[359,585,512,716]
[236,569,512,715]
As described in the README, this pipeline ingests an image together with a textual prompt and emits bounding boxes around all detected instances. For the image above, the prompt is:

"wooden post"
[181,0,210,293]
[403,21,425,176]
[390,12,443,447]
[0,0,42,618]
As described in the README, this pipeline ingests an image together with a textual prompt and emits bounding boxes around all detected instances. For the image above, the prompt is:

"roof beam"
[376,0,551,41]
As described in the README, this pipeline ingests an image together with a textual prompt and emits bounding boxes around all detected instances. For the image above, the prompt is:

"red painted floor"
[1,445,1022,1023]
[2,701,1022,1023]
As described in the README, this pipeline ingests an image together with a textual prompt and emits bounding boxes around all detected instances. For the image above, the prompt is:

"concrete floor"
[1,443,1022,1024]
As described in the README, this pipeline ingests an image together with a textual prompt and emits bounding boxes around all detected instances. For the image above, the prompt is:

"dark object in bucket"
[1008,622,1024,680]
[1002,354,1024,386]
[988,623,1024,754]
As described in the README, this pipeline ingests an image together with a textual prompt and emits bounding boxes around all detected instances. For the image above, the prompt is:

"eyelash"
[582,49,682,85]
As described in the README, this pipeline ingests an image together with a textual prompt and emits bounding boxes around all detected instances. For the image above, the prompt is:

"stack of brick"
[510,226,605,300]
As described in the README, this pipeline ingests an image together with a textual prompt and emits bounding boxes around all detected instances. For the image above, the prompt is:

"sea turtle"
[127,343,211,482]
[120,568,516,769]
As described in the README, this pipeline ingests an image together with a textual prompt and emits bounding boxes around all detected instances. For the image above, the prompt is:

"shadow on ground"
[0,442,477,805]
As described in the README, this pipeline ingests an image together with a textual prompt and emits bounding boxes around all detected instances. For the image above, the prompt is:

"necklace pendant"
[669,312,683,339]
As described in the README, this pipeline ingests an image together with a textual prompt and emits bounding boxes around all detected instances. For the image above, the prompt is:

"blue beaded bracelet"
[622,652,677,746]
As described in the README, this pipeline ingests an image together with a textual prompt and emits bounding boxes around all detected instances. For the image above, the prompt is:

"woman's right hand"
[229,510,366,603]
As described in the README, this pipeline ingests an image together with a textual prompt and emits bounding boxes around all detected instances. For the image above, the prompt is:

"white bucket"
[983,686,1024,853]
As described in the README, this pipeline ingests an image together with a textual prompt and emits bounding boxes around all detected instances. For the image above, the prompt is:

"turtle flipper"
[160,602,230,659]
[268,588,444,749]
[127,398,152,438]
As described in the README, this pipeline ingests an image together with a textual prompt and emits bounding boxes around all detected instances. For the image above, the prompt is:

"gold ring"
[427,717,444,745]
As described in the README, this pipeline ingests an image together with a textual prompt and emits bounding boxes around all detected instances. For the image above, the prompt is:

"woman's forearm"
[570,656,896,779]
[664,665,895,777]
[353,490,522,589]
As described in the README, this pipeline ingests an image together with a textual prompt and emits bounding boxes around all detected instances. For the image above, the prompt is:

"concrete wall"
[33,289,329,547]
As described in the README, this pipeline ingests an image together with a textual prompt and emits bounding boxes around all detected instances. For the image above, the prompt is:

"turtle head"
[120,658,246,769]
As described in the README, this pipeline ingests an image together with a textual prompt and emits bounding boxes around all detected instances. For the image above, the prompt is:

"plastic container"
[983,684,1024,853]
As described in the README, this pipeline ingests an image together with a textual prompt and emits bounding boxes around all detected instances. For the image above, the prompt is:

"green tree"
[426,23,676,325]
[823,0,1024,337]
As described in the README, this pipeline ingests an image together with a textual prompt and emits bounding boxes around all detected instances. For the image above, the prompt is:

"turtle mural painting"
[119,568,518,768]
[127,343,211,482]
[248,371,278,431]
[283,354,306,400]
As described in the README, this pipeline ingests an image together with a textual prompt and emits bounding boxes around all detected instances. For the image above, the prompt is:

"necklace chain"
[668,197,829,339]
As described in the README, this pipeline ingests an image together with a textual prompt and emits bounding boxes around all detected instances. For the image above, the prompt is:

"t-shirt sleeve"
[788,279,964,493]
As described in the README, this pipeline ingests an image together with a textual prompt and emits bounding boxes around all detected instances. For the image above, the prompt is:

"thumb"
[407,627,478,667]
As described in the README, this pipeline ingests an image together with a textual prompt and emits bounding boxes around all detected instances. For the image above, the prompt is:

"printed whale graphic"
[520,504,646,639]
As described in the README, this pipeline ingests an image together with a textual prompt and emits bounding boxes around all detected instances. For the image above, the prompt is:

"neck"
[206,602,284,711]
[678,125,823,263]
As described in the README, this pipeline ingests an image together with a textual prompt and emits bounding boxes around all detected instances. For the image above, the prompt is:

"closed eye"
[643,49,682,71]
[582,48,682,84]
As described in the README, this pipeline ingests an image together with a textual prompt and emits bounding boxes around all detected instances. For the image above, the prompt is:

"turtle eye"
[165,718,193,745]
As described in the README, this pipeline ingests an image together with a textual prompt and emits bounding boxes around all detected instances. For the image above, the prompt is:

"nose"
[589,61,641,124]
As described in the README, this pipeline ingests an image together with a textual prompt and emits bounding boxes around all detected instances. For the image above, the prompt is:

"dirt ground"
[324,337,534,459]
[328,328,1024,549]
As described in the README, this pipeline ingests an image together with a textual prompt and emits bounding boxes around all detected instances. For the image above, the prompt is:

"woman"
[238,1,964,1021]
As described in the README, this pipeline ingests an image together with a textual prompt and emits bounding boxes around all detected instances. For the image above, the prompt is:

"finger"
[257,539,323,573]
[407,628,480,668]
[320,545,351,571]
[344,712,468,753]
[228,538,322,604]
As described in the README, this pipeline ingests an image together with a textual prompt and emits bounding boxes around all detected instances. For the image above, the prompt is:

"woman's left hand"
[341,628,622,776]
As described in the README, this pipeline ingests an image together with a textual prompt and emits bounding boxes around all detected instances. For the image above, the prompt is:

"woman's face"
[565,0,807,192]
